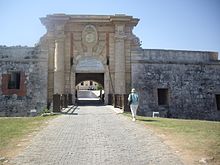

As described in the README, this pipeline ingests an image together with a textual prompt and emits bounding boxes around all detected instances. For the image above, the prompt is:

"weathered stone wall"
[131,49,220,121]
[0,45,48,116]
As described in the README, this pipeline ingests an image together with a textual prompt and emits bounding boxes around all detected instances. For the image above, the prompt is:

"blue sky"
[0,0,220,55]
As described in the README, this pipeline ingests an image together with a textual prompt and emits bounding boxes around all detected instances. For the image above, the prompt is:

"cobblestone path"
[11,106,184,165]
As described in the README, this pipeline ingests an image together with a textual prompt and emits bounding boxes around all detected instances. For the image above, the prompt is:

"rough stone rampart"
[0,46,48,116]
[131,49,220,121]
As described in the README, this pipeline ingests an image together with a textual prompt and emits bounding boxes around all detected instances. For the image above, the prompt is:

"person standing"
[128,88,139,121]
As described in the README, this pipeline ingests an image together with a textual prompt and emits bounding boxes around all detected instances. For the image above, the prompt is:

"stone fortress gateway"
[0,14,220,120]
[40,14,139,106]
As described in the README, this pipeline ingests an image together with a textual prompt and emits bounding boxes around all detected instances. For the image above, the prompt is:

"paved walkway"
[11,106,184,165]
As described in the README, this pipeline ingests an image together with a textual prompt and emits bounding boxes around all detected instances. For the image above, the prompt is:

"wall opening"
[216,94,220,111]
[2,72,26,96]
[8,72,21,89]
[75,73,104,105]
[157,88,169,105]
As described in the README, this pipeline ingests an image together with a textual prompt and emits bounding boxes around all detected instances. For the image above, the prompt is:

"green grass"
[0,116,57,150]
[123,112,220,163]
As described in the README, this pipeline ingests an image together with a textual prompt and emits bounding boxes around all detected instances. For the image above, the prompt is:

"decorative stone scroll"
[131,34,142,50]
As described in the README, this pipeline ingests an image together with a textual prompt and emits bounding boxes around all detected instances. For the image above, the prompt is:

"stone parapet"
[132,49,219,64]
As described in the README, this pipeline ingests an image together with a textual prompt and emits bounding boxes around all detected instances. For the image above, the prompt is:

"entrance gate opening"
[75,73,104,105]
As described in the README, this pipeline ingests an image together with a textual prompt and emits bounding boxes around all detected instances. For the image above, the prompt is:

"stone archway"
[75,73,105,105]
[72,56,108,104]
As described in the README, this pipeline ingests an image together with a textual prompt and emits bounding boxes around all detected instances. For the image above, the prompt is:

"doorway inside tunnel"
[75,73,104,105]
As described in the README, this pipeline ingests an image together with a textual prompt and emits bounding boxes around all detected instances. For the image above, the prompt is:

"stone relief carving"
[72,25,106,57]
[81,25,98,55]
[93,41,105,56]
[85,33,95,43]
[82,25,98,47]
[74,41,84,56]
[115,24,126,39]
[115,25,124,35]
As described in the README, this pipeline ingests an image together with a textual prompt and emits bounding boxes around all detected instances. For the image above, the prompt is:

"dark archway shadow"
[137,118,159,122]
[76,99,104,106]
[76,73,104,87]
[61,105,79,115]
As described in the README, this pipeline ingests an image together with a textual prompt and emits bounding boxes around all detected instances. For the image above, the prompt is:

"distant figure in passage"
[128,88,139,121]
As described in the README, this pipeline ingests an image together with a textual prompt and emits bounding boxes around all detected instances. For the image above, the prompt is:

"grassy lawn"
[0,115,58,160]
[123,112,220,164]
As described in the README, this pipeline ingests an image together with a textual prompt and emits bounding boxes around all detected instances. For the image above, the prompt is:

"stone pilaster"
[114,24,126,94]
[47,38,55,101]
[70,66,76,104]
[104,66,110,104]
[54,38,65,94]
[64,33,71,94]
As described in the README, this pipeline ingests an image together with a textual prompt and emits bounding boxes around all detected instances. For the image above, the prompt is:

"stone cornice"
[40,14,139,26]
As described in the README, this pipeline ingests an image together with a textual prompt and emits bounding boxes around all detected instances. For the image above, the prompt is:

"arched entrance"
[71,56,109,105]
[75,73,104,105]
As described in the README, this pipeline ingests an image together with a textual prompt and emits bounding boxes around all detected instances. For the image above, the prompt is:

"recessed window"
[158,88,169,105]
[90,81,93,86]
[216,94,220,111]
[2,72,26,96]
[81,82,84,86]
[8,72,20,89]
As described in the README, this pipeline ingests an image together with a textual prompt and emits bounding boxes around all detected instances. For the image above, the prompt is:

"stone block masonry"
[0,45,48,116]
[131,49,220,121]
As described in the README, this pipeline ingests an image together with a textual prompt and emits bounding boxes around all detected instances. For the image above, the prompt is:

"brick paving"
[11,106,184,165]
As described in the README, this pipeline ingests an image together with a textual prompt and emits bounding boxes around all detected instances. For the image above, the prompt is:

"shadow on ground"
[61,105,79,115]
[137,118,159,122]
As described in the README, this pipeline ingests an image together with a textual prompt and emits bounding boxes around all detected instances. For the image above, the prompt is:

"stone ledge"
[0,59,47,62]
[131,60,220,65]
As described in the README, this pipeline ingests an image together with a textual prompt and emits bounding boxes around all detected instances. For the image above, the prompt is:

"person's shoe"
[132,118,136,121]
